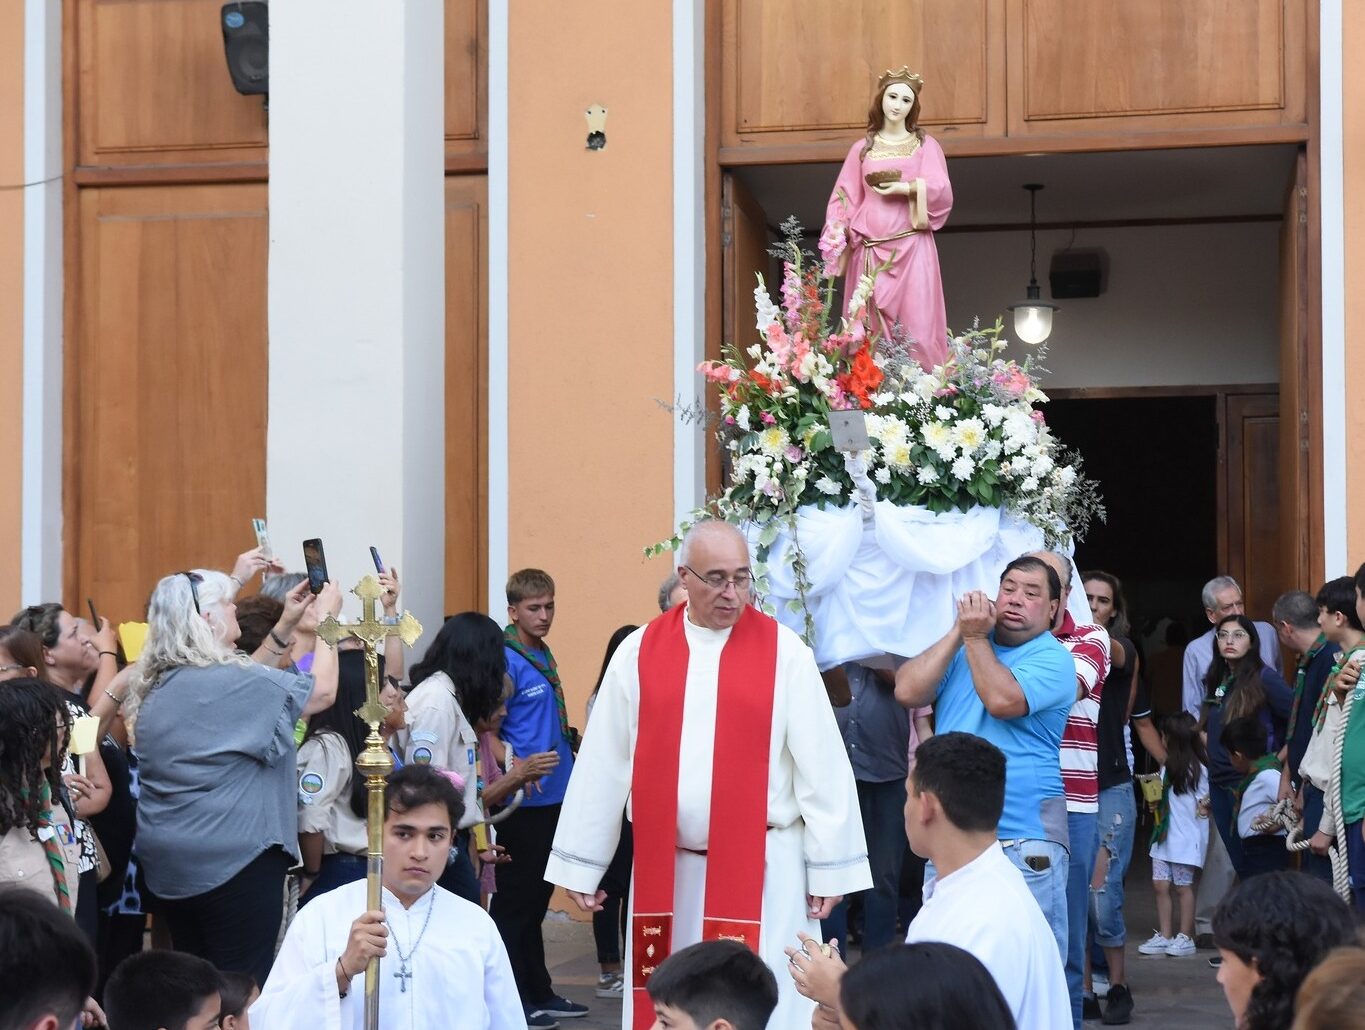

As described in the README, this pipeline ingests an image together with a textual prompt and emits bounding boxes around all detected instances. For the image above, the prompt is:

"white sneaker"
[1166,933,1197,957]
[595,974,624,999]
[1091,972,1110,998]
[1137,932,1174,955]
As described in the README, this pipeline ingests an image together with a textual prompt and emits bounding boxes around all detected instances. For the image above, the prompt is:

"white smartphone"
[252,518,273,559]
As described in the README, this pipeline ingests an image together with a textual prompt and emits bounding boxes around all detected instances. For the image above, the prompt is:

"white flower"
[848,271,877,316]
[754,276,781,332]
[981,403,1006,427]
[1021,475,1040,491]
[917,465,940,485]
[746,344,763,360]
[815,475,842,496]
[935,405,955,421]
[871,391,895,407]
[885,442,914,468]
[915,378,938,403]
[983,439,1003,459]
[758,427,790,457]
[736,406,752,432]
[952,418,987,454]
[1054,465,1077,488]
[876,417,910,449]
[951,454,975,481]
[922,421,953,455]
[1032,453,1054,477]
[874,466,891,484]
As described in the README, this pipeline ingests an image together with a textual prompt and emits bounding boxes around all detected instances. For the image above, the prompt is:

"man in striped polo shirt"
[1032,551,1111,1030]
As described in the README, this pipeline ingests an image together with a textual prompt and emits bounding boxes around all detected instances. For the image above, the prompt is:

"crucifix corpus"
[317,575,423,1029]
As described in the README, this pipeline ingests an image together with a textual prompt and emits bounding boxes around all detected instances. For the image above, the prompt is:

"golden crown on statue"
[878,66,925,92]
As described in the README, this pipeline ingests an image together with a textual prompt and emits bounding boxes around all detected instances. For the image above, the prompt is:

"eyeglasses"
[177,571,204,615]
[1216,630,1250,642]
[682,565,754,592]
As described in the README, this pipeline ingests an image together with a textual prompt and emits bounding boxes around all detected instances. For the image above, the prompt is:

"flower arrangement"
[650,222,1103,641]
[688,225,1100,544]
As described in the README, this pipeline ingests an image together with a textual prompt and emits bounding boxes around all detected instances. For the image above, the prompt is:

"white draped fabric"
[745,503,1091,669]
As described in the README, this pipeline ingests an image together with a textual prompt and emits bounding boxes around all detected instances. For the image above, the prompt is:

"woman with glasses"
[1199,614,1293,878]
[124,570,342,986]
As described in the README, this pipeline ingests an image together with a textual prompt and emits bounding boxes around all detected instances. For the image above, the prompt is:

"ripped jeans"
[1089,782,1138,948]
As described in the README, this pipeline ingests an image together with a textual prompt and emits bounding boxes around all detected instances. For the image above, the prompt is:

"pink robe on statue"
[824,134,953,369]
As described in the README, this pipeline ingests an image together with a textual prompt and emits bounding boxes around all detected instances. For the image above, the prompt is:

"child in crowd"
[1221,716,1289,878]
[836,942,1016,1030]
[218,970,258,1030]
[104,950,223,1030]
[1140,713,1209,958]
[646,939,778,1030]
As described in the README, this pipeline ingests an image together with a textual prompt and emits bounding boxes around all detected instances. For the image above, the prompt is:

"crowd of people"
[4,531,1365,1030]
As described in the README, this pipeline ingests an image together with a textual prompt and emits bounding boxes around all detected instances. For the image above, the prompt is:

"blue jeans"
[1001,838,1069,964]
[1089,784,1137,949]
[822,777,908,951]
[1064,811,1098,1029]
[1210,784,1244,873]
[299,851,366,907]
[1300,783,1334,883]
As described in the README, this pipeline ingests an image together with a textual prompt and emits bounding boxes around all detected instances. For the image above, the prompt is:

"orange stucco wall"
[1347,6,1365,561]
[0,0,24,610]
[506,3,677,720]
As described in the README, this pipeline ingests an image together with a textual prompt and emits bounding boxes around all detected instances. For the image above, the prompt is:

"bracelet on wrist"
[269,629,292,649]
[98,650,118,659]
[104,689,125,707]
[302,867,321,878]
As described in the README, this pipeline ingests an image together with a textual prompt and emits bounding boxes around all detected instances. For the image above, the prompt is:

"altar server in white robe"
[788,732,1070,1030]
[251,764,527,1030]
[545,520,871,1030]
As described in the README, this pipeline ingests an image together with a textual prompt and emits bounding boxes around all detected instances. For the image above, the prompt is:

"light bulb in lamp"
[1013,301,1053,345]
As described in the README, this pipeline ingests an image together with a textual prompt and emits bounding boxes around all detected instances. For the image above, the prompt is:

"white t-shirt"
[1150,765,1210,868]
[906,842,1070,1029]
[1237,767,1287,840]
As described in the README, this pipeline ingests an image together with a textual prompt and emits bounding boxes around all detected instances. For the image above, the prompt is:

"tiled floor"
[540,851,1234,1029]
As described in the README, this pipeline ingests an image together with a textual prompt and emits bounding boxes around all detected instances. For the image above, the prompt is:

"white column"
[20,0,63,604]
[1320,0,1348,571]
[672,0,706,523]
[267,1,446,630]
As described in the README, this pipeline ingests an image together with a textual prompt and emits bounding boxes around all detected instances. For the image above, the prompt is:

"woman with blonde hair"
[127,569,341,985]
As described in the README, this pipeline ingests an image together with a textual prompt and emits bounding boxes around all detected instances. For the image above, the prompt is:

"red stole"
[630,603,778,1028]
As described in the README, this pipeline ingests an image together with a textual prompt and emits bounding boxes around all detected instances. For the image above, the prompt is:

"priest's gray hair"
[1202,575,1241,611]
[677,519,749,568]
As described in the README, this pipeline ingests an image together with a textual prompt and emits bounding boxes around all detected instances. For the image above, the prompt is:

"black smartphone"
[302,538,328,595]
[87,598,99,625]
[369,546,385,574]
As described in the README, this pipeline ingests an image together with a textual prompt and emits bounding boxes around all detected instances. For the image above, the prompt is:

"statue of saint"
[821,68,953,370]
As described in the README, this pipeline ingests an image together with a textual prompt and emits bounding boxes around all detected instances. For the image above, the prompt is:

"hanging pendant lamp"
[1007,183,1059,345]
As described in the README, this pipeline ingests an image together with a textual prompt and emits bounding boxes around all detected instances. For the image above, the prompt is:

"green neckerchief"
[1312,642,1365,733]
[20,780,72,914]
[503,625,571,745]
[1287,634,1329,742]
[1231,753,1283,823]
[1150,770,1173,846]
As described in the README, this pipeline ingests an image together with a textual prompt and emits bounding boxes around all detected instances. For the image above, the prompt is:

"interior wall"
[937,221,1281,389]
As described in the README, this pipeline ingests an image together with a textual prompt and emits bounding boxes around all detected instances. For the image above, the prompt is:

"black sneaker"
[1083,993,1102,1021]
[537,995,589,1019]
[1102,984,1133,1025]
[1207,955,1223,969]
[524,1010,560,1029]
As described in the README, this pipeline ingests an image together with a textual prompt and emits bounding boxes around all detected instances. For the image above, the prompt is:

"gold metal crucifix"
[317,575,422,1029]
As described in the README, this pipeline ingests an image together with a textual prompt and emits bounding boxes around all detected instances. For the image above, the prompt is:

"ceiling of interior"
[734,144,1301,234]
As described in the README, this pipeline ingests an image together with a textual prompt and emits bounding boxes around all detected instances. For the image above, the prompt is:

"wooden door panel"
[1279,151,1310,591]
[70,185,268,620]
[1007,0,1306,135]
[77,0,269,167]
[721,0,1003,147]
[444,176,488,616]
[1224,393,1281,622]
[718,172,769,492]
[445,0,488,161]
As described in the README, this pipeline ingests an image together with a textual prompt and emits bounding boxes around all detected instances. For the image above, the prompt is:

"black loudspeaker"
[221,2,269,96]
[1049,249,1107,299]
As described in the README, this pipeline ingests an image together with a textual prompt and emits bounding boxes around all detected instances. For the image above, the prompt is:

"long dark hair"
[1203,614,1268,725]
[409,612,507,728]
[1160,712,1207,796]
[839,942,1016,1030]
[1213,872,1355,1030]
[301,648,379,820]
[0,677,72,837]
[590,625,638,700]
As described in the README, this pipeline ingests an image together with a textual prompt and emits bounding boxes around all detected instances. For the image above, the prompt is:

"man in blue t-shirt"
[492,567,585,1028]
[896,554,1076,962]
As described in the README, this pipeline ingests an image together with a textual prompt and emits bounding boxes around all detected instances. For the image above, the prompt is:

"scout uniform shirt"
[296,731,367,856]
[401,670,482,830]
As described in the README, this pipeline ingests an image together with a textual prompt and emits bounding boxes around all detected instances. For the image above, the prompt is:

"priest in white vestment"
[252,765,526,1030]
[545,521,871,1030]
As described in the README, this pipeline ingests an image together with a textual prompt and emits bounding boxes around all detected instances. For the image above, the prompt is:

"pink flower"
[933,385,959,398]
[760,411,777,425]
[991,364,1032,399]
[1030,410,1045,424]
[785,444,804,463]
[765,323,794,366]
[819,219,847,276]
[724,415,736,425]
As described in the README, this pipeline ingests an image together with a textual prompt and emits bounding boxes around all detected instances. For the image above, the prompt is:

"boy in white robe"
[787,732,1070,1030]
[251,765,527,1030]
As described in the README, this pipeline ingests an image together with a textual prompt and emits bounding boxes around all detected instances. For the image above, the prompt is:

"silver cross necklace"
[388,890,436,994]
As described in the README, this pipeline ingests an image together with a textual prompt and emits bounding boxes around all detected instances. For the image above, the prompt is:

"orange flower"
[837,346,884,410]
